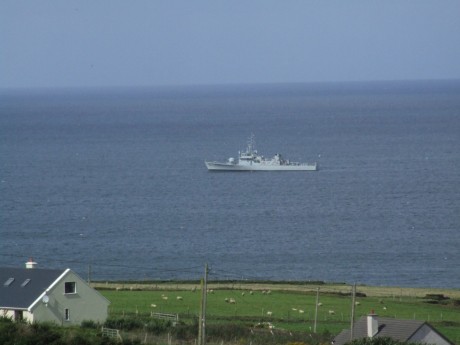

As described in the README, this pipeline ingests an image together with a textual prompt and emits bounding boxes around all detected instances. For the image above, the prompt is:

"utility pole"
[350,283,356,341]
[202,263,208,345]
[87,264,92,285]
[199,263,208,345]
[314,287,319,333]
[198,278,203,345]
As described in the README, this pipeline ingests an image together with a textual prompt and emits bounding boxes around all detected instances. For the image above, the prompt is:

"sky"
[1,1,460,89]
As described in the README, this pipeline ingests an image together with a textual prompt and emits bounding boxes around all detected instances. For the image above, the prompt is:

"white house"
[0,260,110,326]
[333,311,453,345]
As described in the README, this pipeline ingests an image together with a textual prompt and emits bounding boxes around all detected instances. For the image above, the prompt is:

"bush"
[104,317,144,331]
[206,323,250,341]
[424,294,449,301]
[145,319,171,334]
[171,323,198,340]
[347,337,419,345]
[81,320,99,329]
[29,322,63,345]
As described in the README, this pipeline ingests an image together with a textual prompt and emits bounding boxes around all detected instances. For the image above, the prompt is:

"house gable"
[30,269,110,325]
[409,324,453,345]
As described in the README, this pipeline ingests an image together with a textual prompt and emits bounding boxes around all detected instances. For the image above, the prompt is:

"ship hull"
[205,161,317,171]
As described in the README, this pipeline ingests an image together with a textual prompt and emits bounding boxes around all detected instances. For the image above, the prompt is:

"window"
[21,279,31,287]
[14,310,23,321]
[64,282,76,294]
[65,308,70,321]
[4,278,14,286]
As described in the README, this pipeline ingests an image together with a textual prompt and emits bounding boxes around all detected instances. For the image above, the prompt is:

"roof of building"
[334,316,427,345]
[0,267,65,309]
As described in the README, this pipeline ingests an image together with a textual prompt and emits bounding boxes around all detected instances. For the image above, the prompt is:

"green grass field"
[97,282,460,344]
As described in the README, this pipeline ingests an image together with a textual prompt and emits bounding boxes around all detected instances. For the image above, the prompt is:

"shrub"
[347,337,419,345]
[145,319,171,334]
[171,323,198,340]
[424,294,449,301]
[206,323,250,341]
[104,317,144,331]
[29,322,63,345]
[81,320,99,329]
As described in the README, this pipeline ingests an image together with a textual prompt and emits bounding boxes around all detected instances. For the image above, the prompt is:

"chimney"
[367,310,378,338]
[25,258,37,269]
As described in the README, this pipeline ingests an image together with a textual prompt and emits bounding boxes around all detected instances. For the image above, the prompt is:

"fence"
[101,327,122,341]
[151,312,180,326]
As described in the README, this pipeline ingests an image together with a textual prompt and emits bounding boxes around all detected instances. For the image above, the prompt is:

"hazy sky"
[1,1,460,88]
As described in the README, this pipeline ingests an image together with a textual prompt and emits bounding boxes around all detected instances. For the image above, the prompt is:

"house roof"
[0,267,65,309]
[333,316,426,345]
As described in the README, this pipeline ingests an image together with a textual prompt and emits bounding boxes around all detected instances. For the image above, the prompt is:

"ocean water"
[1,81,459,288]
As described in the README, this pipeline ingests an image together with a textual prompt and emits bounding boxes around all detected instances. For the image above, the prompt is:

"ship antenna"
[248,133,255,153]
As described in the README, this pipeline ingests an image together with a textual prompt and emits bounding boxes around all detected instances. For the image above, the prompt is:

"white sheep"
[328,310,335,315]
[298,310,305,314]
[266,311,273,316]
[176,296,183,300]
[229,298,236,304]
[150,304,157,308]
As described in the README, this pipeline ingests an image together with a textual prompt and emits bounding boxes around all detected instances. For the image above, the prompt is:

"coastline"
[91,280,460,299]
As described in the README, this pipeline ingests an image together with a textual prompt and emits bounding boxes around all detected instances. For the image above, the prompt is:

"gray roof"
[334,316,426,345]
[0,267,65,309]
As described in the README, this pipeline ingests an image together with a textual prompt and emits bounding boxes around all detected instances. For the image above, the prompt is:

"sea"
[1,80,459,288]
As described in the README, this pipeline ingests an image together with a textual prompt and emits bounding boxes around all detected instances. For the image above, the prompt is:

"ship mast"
[248,133,256,154]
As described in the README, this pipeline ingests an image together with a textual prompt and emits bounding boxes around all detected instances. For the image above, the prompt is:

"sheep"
[355,301,360,306]
[241,292,245,296]
[292,308,297,311]
[150,304,157,308]
[229,298,236,304]
[266,311,273,316]
[317,302,322,307]
[383,306,387,310]
[298,310,305,314]
[161,296,168,300]
[328,310,335,315]
[176,296,183,301]
[249,291,254,295]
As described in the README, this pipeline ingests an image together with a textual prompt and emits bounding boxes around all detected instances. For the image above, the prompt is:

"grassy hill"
[94,281,460,344]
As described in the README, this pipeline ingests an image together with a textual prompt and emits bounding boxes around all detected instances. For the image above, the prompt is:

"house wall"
[409,324,452,345]
[1,309,34,322]
[31,270,109,326]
